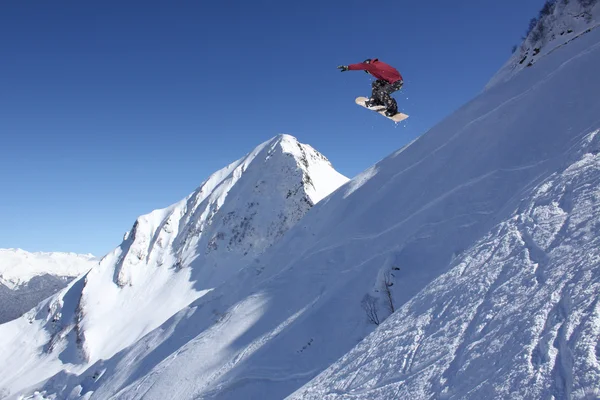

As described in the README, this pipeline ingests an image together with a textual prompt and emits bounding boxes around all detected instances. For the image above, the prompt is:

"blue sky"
[1,0,545,256]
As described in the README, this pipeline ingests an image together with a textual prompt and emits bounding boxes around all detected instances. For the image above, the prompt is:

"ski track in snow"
[292,130,600,399]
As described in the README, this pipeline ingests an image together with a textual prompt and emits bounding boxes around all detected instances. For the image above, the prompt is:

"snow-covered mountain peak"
[0,135,348,391]
[267,133,346,203]
[80,134,347,362]
[487,0,600,89]
[107,133,347,289]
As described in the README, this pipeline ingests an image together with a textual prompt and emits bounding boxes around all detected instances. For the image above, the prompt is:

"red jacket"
[348,59,403,83]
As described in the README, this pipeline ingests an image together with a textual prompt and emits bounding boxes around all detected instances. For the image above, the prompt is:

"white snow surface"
[292,133,600,399]
[0,134,347,398]
[3,8,600,400]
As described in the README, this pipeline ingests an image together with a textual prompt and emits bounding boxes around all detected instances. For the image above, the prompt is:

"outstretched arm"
[337,62,374,73]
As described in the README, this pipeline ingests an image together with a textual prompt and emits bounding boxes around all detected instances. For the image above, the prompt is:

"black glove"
[337,65,349,72]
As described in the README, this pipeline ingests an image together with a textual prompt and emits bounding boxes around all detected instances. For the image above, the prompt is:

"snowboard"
[355,96,409,123]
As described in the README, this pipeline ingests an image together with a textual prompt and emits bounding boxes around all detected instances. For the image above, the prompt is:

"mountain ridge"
[0,134,348,397]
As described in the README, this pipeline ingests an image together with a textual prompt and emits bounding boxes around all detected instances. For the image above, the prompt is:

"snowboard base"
[355,96,409,123]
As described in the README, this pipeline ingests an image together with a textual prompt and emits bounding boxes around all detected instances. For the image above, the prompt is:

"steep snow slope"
[0,134,347,397]
[11,14,600,400]
[292,131,600,399]
[0,249,96,324]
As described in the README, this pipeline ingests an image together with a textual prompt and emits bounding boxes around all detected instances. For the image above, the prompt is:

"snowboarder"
[337,59,404,117]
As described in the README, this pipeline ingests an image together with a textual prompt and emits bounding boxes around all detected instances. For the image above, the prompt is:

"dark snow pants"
[371,79,403,114]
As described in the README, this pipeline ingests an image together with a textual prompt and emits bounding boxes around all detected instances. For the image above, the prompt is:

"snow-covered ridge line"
[78,133,347,362]
[487,0,599,88]
[1,248,95,257]
[106,133,347,289]
[0,249,96,289]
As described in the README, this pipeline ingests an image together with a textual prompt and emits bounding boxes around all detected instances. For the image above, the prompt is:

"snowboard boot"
[365,98,383,108]
[385,99,399,117]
